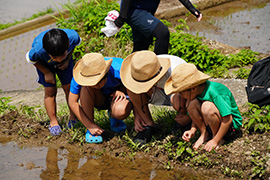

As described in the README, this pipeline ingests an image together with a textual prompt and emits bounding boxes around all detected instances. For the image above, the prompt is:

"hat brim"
[120,52,171,94]
[73,58,112,86]
[165,71,210,95]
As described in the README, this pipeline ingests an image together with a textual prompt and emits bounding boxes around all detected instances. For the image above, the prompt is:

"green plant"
[232,68,251,79]
[242,103,270,133]
[191,154,213,169]
[229,49,259,68]
[250,151,268,179]
[0,97,16,115]
[222,167,243,178]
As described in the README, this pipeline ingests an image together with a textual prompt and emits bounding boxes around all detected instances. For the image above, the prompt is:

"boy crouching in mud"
[164,63,242,152]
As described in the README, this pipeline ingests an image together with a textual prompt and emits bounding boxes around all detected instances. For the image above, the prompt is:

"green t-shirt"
[197,81,242,130]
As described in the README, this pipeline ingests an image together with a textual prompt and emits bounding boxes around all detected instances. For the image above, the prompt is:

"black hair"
[42,28,69,56]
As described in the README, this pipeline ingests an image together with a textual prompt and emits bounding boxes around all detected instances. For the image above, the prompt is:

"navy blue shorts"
[36,59,73,87]
[127,9,160,44]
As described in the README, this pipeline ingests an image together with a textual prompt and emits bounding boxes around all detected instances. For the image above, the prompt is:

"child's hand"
[112,90,126,102]
[89,124,104,135]
[44,71,56,84]
[182,130,195,142]
[134,118,147,132]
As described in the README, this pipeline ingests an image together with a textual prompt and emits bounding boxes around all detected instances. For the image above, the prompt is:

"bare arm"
[68,92,104,135]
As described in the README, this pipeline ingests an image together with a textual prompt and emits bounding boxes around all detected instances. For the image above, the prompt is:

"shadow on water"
[0,137,216,180]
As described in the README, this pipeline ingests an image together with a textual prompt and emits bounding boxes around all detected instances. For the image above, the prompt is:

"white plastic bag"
[101,10,121,37]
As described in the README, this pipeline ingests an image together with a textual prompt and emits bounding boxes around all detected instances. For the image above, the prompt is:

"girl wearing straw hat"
[164,63,242,152]
[69,53,133,143]
[120,50,188,144]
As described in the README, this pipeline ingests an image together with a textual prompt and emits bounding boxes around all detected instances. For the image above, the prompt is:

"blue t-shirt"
[27,29,81,65]
[70,57,123,95]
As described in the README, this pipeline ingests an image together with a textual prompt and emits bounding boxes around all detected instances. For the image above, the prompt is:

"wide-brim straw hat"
[165,63,211,95]
[120,50,170,94]
[73,53,112,86]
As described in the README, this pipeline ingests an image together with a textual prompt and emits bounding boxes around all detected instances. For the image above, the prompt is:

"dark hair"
[43,28,69,56]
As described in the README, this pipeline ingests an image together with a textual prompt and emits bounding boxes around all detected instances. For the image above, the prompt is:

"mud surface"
[1,75,270,179]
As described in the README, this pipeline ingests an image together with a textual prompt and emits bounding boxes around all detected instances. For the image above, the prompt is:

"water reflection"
[0,140,216,180]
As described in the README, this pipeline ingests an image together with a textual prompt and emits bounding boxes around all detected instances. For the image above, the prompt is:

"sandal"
[108,111,126,133]
[133,126,155,145]
[67,120,78,129]
[85,129,103,143]
[49,125,62,136]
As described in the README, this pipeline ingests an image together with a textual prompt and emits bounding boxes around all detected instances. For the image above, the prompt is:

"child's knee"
[201,101,217,115]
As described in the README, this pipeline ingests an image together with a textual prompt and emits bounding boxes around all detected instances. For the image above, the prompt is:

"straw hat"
[73,53,112,86]
[164,63,211,95]
[120,50,170,94]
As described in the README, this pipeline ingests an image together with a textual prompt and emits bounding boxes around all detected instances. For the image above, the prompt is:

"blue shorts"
[36,59,73,87]
[127,9,160,44]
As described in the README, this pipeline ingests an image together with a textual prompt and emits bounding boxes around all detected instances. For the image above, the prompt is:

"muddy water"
[0,139,213,180]
[0,0,77,24]
[170,0,270,54]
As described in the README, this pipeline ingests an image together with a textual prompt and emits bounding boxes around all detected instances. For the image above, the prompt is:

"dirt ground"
[1,56,269,179]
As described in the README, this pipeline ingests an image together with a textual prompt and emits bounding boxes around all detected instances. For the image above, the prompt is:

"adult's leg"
[44,86,58,127]
[151,21,170,55]
[132,28,152,53]
[127,9,159,53]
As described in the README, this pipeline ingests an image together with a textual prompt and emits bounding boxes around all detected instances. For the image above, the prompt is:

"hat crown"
[131,51,161,82]
[80,53,105,77]
[171,63,200,88]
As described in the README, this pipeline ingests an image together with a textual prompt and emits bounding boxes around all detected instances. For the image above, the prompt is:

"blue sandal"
[49,125,62,136]
[108,111,126,133]
[85,129,103,143]
[67,120,78,128]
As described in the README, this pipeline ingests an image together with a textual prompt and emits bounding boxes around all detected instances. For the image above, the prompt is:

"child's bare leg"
[202,101,232,151]
[44,86,58,127]
[62,83,77,120]
[187,99,210,150]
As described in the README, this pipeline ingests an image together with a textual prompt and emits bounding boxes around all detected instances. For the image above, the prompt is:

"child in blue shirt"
[69,53,132,143]
[26,28,81,136]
